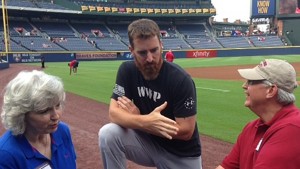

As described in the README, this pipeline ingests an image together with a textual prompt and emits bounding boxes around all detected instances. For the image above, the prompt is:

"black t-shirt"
[112,60,201,157]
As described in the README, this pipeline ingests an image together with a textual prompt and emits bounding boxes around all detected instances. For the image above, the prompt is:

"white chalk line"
[196,87,230,92]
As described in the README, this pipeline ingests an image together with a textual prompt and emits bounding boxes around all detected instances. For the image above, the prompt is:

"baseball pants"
[99,123,202,169]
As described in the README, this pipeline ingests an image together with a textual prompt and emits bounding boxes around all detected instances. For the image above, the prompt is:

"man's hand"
[215,165,225,169]
[116,97,178,139]
[143,102,179,140]
[117,96,140,115]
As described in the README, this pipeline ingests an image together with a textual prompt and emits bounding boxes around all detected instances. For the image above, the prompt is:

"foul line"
[196,87,230,93]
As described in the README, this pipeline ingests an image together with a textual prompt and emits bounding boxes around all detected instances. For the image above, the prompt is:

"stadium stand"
[249,35,285,47]
[70,22,110,38]
[0,0,287,53]
[217,36,252,48]
[31,20,75,38]
[186,36,222,49]
[11,36,64,51]
[162,38,192,50]
[35,1,68,10]
[6,0,37,8]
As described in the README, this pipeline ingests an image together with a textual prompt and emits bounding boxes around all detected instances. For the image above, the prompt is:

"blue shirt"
[0,122,76,169]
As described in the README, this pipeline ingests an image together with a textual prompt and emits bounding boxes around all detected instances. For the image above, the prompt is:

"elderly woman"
[0,70,76,168]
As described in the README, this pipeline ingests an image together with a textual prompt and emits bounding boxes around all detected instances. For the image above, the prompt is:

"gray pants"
[98,123,202,169]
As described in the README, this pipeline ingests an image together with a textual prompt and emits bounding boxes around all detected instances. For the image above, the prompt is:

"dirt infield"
[4,62,300,169]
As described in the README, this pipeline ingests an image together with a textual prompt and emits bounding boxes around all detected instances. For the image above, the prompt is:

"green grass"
[176,55,300,68]
[36,61,122,103]
[193,78,256,142]
[176,55,300,142]
[28,55,300,143]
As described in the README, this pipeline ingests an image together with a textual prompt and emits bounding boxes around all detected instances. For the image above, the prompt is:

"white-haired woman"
[0,70,76,169]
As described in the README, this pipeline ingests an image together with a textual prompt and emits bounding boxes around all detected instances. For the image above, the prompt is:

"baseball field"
[1,55,300,168]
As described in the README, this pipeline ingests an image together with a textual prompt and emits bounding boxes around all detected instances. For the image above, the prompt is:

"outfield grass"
[30,55,300,143]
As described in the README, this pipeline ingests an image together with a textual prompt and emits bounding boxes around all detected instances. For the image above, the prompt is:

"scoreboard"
[251,0,300,18]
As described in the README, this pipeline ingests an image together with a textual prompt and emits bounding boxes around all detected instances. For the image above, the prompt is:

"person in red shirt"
[216,59,300,169]
[165,49,175,62]
[296,0,300,13]
[68,60,79,75]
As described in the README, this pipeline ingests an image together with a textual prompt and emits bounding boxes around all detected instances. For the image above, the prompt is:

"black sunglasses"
[246,80,265,85]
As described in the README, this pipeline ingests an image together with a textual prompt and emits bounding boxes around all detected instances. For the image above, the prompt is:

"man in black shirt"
[41,55,45,68]
[99,18,202,169]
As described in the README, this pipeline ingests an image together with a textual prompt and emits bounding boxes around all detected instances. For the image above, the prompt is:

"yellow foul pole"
[2,0,10,53]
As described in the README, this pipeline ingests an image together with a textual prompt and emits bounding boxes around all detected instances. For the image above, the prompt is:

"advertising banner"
[186,50,217,58]
[76,53,117,60]
[252,0,276,17]
[10,53,42,63]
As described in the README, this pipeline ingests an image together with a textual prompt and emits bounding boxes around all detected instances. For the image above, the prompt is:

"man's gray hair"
[262,80,296,105]
[277,88,296,105]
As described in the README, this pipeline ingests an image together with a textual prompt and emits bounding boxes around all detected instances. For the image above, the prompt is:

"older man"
[216,59,300,169]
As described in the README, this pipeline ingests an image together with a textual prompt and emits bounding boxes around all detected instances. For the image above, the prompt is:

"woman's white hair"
[1,70,65,135]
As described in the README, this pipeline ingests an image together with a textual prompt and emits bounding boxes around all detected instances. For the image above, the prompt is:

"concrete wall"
[0,62,9,70]
[283,19,300,46]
